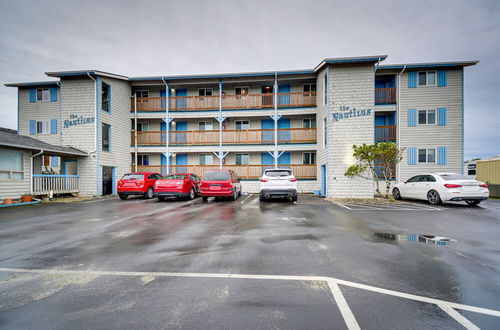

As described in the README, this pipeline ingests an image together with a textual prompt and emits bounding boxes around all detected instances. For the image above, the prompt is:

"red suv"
[200,170,242,202]
[117,172,161,200]
[154,173,201,201]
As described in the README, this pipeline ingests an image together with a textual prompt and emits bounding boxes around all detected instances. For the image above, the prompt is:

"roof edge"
[5,81,59,88]
[379,60,479,70]
[45,70,129,81]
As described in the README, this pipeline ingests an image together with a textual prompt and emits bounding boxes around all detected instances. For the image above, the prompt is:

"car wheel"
[119,194,127,200]
[231,190,238,201]
[238,189,242,197]
[189,188,195,200]
[291,196,298,202]
[202,196,208,202]
[144,187,154,199]
[259,195,265,202]
[157,196,165,202]
[466,200,481,206]
[427,190,442,205]
[392,188,402,200]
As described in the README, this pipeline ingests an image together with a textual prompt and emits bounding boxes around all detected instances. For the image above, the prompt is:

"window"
[36,121,50,134]
[134,90,149,102]
[198,121,213,130]
[102,82,110,112]
[0,148,24,180]
[418,149,435,163]
[303,83,317,93]
[235,87,249,96]
[203,171,229,181]
[198,88,213,96]
[36,88,50,101]
[418,110,436,125]
[137,154,149,165]
[137,122,149,132]
[303,152,316,165]
[417,71,437,86]
[102,123,111,152]
[323,73,328,106]
[235,153,250,165]
[303,118,316,128]
[439,174,472,181]
[407,175,421,183]
[323,117,328,148]
[199,154,213,165]
[235,120,250,130]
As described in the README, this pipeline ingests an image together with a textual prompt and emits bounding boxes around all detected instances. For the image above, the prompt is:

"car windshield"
[203,171,229,181]
[163,175,186,180]
[265,170,292,177]
[439,174,471,181]
[121,174,143,180]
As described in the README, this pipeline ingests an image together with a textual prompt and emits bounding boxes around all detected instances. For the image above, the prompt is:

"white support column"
[133,95,138,172]
[162,78,172,175]
[216,79,226,169]
[271,72,281,167]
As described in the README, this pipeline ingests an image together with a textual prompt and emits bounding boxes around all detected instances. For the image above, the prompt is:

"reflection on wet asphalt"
[0,195,499,329]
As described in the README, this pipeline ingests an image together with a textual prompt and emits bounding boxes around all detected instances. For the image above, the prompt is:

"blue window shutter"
[407,147,416,165]
[29,88,36,103]
[50,87,57,102]
[50,119,58,134]
[408,72,417,88]
[407,109,416,127]
[437,70,447,87]
[29,120,36,135]
[438,147,447,165]
[437,108,447,126]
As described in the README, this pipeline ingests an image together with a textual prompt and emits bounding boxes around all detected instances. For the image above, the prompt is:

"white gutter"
[87,72,99,196]
[56,82,62,146]
[87,72,97,155]
[397,65,406,183]
[30,149,44,195]
[161,78,170,174]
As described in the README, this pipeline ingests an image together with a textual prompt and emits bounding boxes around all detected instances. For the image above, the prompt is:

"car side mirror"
[404,181,408,184]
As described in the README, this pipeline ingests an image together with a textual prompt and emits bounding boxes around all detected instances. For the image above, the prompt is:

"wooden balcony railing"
[32,174,80,195]
[132,128,317,145]
[374,125,396,141]
[375,88,396,104]
[133,164,317,179]
[131,92,316,112]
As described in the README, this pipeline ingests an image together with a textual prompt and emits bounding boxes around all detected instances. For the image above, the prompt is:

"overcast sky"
[1,0,498,160]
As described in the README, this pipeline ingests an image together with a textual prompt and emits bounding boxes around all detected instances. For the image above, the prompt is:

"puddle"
[373,232,457,246]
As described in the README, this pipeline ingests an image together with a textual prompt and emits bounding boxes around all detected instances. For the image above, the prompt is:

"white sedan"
[259,168,298,202]
[392,173,489,206]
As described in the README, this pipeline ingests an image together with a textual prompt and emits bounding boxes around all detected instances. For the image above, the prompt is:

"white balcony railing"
[32,174,80,195]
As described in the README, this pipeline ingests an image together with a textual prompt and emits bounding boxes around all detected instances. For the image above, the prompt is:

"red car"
[200,170,242,202]
[154,173,201,201]
[117,172,162,200]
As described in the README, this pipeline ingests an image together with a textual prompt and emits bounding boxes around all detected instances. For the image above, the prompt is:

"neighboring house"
[4,55,478,198]
[0,127,87,200]
[476,156,500,198]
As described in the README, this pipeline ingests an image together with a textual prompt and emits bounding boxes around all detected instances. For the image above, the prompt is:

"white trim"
[302,117,316,128]
[302,82,317,93]
[198,121,214,130]
[302,152,316,165]
[417,70,437,87]
[417,109,436,125]
[417,148,436,164]
[235,153,250,165]
[36,88,50,102]
[235,120,250,130]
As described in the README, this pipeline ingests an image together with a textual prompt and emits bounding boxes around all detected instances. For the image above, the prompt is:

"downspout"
[274,72,278,168]
[56,82,62,146]
[218,79,223,169]
[30,149,44,195]
[134,95,138,172]
[397,65,406,183]
[87,72,99,196]
[161,78,170,175]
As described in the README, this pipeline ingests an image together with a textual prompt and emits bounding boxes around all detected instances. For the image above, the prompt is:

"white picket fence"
[32,175,79,195]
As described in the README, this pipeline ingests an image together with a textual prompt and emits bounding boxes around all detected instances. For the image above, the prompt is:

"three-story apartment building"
[5,55,477,198]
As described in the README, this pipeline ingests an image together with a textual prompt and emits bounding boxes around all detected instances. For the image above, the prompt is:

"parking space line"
[327,279,361,330]
[0,267,498,324]
[438,304,480,330]
[334,202,353,210]
[240,194,253,204]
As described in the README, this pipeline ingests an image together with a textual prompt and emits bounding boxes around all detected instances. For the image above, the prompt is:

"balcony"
[32,174,80,195]
[374,125,396,142]
[133,164,317,179]
[131,92,316,112]
[375,88,396,105]
[131,128,317,146]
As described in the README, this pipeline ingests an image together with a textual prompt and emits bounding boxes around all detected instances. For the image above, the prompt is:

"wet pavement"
[0,195,499,329]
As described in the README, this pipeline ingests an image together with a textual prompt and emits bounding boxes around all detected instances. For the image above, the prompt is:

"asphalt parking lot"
[0,195,499,329]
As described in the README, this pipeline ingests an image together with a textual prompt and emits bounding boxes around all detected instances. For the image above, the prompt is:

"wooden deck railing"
[132,128,317,145]
[133,164,317,179]
[131,92,316,112]
[32,175,79,195]
[374,125,396,141]
[375,88,396,104]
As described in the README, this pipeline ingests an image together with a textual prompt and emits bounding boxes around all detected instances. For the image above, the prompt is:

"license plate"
[210,186,221,191]
[462,186,477,192]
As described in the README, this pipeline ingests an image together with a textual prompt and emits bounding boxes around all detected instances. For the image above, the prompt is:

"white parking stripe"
[0,267,497,321]
[240,194,253,204]
[438,304,480,330]
[334,202,353,210]
[327,280,361,330]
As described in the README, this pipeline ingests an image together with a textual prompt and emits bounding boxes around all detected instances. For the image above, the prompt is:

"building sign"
[333,106,372,122]
[64,114,95,128]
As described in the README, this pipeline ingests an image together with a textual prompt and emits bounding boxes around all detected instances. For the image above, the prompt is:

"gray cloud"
[1,0,499,159]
